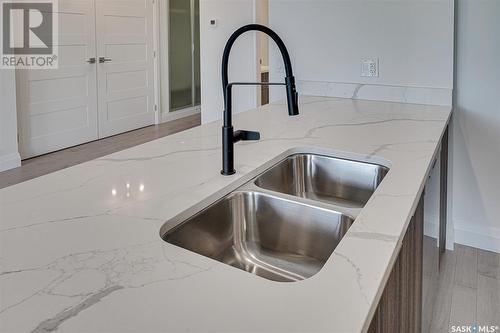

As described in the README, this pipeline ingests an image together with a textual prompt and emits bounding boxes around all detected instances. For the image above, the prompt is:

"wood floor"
[429,244,500,333]
[0,114,201,189]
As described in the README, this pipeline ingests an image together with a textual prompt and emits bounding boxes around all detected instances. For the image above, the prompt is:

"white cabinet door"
[95,0,155,138]
[18,0,98,159]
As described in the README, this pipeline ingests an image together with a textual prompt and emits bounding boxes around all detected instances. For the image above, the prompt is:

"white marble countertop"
[0,96,451,333]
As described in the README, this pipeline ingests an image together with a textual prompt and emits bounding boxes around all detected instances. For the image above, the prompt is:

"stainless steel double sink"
[160,153,389,282]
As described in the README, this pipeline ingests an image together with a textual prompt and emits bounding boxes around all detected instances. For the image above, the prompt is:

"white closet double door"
[17,0,155,159]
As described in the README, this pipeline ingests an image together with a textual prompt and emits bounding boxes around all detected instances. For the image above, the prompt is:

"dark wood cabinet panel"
[368,195,424,333]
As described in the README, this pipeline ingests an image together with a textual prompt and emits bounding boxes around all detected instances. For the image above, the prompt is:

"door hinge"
[154,104,158,111]
[17,133,20,143]
[153,50,156,58]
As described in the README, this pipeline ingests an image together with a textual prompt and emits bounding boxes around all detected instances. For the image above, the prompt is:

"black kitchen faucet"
[221,24,299,176]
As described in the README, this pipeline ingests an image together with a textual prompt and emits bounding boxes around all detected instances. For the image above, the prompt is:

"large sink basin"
[255,154,389,208]
[162,191,354,282]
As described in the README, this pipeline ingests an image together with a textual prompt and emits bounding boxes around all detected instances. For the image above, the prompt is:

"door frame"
[157,0,169,123]
[255,0,269,107]
[152,0,161,124]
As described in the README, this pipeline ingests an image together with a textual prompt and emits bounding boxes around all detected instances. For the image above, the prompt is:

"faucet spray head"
[286,76,300,116]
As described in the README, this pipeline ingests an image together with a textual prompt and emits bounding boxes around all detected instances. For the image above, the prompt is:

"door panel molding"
[95,0,155,138]
[18,0,98,159]
[18,0,157,158]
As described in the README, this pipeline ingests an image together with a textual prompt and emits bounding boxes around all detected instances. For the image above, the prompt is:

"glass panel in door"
[169,0,201,111]
[169,0,193,110]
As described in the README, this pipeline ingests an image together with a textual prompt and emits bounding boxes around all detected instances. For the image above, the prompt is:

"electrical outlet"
[361,59,379,77]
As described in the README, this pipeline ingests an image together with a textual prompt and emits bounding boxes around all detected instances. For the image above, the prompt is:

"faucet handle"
[234,130,261,142]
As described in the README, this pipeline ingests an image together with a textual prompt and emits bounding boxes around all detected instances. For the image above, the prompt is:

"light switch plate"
[361,59,379,77]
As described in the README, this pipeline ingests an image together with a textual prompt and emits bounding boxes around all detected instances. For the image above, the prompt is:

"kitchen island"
[0,96,451,332]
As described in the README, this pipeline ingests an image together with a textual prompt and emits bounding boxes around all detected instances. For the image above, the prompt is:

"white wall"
[0,69,21,172]
[452,0,500,253]
[266,0,500,253]
[268,0,455,105]
[267,0,458,249]
[200,0,258,124]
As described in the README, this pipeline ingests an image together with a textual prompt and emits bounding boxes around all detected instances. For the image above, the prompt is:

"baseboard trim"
[424,217,500,254]
[0,152,21,172]
[454,223,500,254]
[296,80,453,106]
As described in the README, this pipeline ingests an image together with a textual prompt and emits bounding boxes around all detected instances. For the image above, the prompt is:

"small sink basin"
[255,154,389,208]
[162,191,353,282]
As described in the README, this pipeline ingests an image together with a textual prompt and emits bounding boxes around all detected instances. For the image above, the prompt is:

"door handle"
[99,57,112,63]
[86,57,96,64]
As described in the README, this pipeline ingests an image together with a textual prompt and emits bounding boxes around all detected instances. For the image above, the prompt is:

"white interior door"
[17,0,98,159]
[95,0,155,138]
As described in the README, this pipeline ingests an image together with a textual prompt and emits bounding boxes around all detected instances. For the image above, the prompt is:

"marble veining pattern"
[0,96,451,333]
